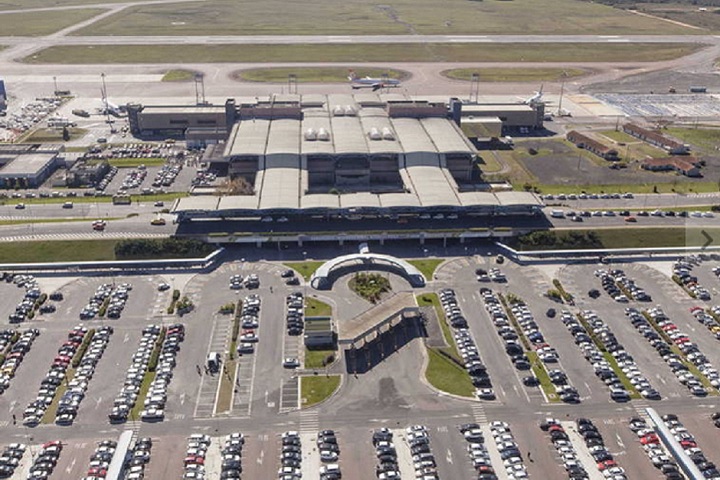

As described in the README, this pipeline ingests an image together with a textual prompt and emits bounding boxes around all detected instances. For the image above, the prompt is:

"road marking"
[615,433,624,449]
[446,448,453,464]
[256,449,264,464]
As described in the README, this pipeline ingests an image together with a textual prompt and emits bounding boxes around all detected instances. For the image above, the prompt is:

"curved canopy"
[310,253,425,289]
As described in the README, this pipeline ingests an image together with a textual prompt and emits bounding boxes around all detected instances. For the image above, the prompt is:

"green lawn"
[104,157,167,168]
[517,227,720,250]
[526,351,559,402]
[0,192,187,205]
[284,261,324,280]
[0,8,103,36]
[408,259,444,281]
[536,181,720,195]
[304,349,335,369]
[301,375,341,407]
[665,127,720,154]
[0,240,117,263]
[22,127,87,143]
[305,297,332,317]
[597,129,637,144]
[416,293,461,361]
[236,67,408,83]
[441,67,589,83]
[161,69,199,82]
[425,348,474,397]
[215,358,237,413]
[23,43,700,64]
[130,370,158,420]
[73,0,694,36]
[42,369,73,424]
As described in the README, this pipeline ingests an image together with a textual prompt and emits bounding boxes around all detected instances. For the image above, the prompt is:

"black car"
[281,270,295,278]
[523,376,539,387]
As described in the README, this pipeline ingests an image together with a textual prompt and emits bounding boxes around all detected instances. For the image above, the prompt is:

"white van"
[207,352,221,372]
[550,209,565,219]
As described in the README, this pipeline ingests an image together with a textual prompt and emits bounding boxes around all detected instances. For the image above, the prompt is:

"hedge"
[71,329,95,368]
[147,328,166,373]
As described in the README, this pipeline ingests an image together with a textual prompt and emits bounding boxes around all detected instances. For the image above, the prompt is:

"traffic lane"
[335,427,374,480]
[241,431,277,480]
[559,263,691,400]
[0,214,174,237]
[595,419,664,480]
[677,412,720,470]
[429,424,477,480]
[250,285,289,418]
[0,282,28,326]
[78,326,141,426]
[141,433,186,480]
[509,418,568,480]
[0,326,68,425]
[0,201,158,219]
[548,214,720,229]
[52,437,100,480]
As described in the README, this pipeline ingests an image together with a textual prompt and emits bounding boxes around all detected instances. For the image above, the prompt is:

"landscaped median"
[416,293,474,397]
[407,259,444,282]
[130,327,166,420]
[301,374,341,407]
[641,311,719,395]
[574,314,640,399]
[283,261,324,281]
[498,294,559,402]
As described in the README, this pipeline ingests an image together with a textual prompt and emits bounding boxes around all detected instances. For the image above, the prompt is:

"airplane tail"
[347,69,358,81]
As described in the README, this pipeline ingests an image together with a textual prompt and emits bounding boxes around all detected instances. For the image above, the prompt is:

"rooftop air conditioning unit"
[368,127,381,141]
[345,106,357,116]
[317,128,330,141]
[304,128,317,141]
[332,106,345,116]
[381,127,395,140]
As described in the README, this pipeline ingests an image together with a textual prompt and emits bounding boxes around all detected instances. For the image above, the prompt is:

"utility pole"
[100,73,111,125]
[557,71,566,117]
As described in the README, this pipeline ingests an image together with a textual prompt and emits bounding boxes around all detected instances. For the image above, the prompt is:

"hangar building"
[0,144,63,188]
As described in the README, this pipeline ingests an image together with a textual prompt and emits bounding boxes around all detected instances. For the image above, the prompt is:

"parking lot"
[0,248,719,478]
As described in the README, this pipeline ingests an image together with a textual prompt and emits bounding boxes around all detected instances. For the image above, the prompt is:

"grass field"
[0,8,103,35]
[98,157,166,168]
[424,348,475,397]
[597,129,637,144]
[236,67,408,84]
[73,0,694,36]
[442,67,589,83]
[301,375,341,407]
[665,127,720,154]
[22,127,87,143]
[519,227,720,250]
[305,297,332,317]
[535,181,720,195]
[283,261,323,280]
[305,349,335,369]
[215,358,237,413]
[0,239,216,263]
[0,0,127,9]
[23,43,700,64]
[161,69,199,82]
[407,259,444,281]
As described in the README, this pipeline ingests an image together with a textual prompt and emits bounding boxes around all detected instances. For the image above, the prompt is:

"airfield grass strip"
[22,43,700,65]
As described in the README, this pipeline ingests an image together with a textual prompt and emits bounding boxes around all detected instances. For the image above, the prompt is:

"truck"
[72,109,90,118]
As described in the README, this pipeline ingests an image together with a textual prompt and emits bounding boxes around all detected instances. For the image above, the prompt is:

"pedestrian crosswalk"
[299,410,319,435]
[633,402,651,421]
[472,404,488,425]
[0,232,167,242]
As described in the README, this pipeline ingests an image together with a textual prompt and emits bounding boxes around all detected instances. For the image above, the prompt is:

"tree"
[62,126,70,141]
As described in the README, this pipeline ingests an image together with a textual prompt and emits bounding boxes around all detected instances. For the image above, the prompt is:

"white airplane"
[519,85,544,105]
[348,70,401,91]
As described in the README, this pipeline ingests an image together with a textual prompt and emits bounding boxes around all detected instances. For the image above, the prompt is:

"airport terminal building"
[170,94,542,222]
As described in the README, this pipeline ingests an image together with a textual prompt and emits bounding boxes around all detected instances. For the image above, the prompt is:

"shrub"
[322,354,335,366]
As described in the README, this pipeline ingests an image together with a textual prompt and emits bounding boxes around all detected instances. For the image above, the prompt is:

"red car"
[42,440,62,449]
